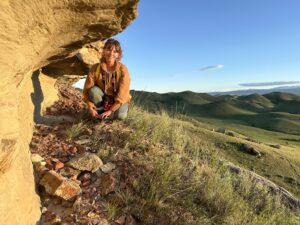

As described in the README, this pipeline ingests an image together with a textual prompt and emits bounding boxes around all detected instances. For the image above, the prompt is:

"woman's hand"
[100,110,112,119]
[89,106,100,118]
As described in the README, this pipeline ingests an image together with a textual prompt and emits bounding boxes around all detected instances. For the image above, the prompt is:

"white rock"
[100,162,116,173]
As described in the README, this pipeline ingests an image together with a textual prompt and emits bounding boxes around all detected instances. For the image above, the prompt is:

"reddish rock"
[40,170,81,200]
[45,158,54,170]
[99,172,118,195]
[115,215,126,225]
[54,161,65,171]
[125,215,138,225]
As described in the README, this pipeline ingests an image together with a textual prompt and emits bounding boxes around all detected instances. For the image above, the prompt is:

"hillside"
[133,90,300,135]
[30,81,300,224]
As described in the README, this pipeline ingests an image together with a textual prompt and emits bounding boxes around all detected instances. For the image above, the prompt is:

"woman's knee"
[114,103,129,120]
[116,111,127,120]
[88,86,104,104]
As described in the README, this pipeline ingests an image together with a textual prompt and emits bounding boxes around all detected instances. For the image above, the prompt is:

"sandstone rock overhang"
[0,1,138,224]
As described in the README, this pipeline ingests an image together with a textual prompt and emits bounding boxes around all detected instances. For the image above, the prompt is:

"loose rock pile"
[46,82,85,116]
[30,81,140,225]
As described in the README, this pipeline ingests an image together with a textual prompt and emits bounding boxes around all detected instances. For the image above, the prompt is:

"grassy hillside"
[97,105,300,224]
[132,91,300,135]
[37,82,300,224]
[263,92,300,103]
[237,94,274,109]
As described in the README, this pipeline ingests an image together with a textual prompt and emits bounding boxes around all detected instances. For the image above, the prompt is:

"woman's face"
[104,45,120,64]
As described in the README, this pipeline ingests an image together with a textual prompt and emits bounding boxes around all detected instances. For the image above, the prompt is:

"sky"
[79,0,300,93]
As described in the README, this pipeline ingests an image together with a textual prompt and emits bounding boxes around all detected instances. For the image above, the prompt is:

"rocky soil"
[30,81,141,225]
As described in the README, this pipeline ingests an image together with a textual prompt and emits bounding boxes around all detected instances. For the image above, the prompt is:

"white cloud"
[199,64,224,72]
[240,81,300,87]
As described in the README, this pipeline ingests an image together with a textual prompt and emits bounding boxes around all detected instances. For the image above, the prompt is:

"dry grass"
[64,121,87,139]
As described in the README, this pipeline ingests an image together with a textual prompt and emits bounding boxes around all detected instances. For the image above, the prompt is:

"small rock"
[82,180,91,187]
[78,135,90,140]
[40,170,81,200]
[53,125,60,131]
[78,172,92,182]
[31,154,47,175]
[87,211,100,219]
[97,218,110,225]
[54,161,65,171]
[99,172,118,195]
[31,154,45,165]
[41,207,47,214]
[269,144,281,149]
[115,215,126,225]
[85,128,93,136]
[100,162,116,173]
[241,144,261,157]
[59,166,81,179]
[34,164,49,179]
[226,131,235,137]
[75,139,91,145]
[45,158,54,170]
[215,128,226,134]
[67,152,103,172]
[50,157,59,163]
[125,215,138,225]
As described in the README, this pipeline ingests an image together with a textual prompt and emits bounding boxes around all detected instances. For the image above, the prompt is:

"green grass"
[102,202,117,220]
[93,105,300,224]
[64,121,87,139]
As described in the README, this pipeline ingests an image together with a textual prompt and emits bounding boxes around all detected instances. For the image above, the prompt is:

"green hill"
[263,92,300,104]
[187,100,255,117]
[237,94,274,109]
[132,90,300,135]
[249,112,300,134]
[273,101,300,114]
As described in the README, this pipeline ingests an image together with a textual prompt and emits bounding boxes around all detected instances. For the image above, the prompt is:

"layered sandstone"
[0,1,138,224]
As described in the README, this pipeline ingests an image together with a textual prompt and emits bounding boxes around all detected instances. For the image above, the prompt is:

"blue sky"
[107,1,300,93]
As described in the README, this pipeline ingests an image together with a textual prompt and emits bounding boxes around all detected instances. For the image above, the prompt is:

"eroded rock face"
[0,1,138,224]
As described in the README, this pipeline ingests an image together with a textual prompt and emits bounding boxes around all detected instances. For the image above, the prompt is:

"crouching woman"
[83,39,131,120]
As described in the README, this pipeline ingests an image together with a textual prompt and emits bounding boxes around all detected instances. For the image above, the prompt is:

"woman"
[83,39,131,120]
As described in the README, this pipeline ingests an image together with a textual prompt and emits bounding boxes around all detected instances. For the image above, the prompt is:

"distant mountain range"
[209,86,300,95]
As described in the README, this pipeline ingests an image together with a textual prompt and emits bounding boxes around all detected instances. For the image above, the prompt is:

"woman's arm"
[83,65,97,109]
[83,65,101,118]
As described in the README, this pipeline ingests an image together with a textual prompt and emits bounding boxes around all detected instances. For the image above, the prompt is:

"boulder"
[225,162,300,210]
[214,128,226,134]
[240,143,261,157]
[39,170,81,201]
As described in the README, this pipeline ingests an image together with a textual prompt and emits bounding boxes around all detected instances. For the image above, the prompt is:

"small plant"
[97,144,111,160]
[64,121,86,139]
[116,189,135,208]
[102,202,117,220]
